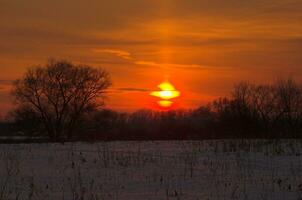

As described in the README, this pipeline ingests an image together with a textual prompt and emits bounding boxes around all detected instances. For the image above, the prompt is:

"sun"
[150,81,180,108]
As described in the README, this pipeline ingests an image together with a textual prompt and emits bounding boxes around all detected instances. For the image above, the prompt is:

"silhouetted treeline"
[2,78,302,141]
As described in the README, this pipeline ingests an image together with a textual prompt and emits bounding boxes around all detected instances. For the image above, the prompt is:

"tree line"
[1,60,302,141]
[81,78,302,140]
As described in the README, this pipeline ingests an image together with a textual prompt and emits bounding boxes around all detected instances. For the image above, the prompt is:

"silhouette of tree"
[12,60,111,140]
[274,78,302,136]
[7,105,44,137]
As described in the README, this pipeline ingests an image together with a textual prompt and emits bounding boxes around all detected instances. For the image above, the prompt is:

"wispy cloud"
[117,87,150,92]
[134,61,206,70]
[107,87,151,94]
[92,49,133,60]
[0,80,13,91]
[0,80,13,85]
[91,49,217,70]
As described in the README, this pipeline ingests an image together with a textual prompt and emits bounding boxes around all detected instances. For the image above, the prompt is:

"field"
[1,140,302,200]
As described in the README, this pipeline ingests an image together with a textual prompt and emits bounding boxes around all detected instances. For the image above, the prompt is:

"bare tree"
[274,78,302,135]
[249,84,276,132]
[12,60,111,140]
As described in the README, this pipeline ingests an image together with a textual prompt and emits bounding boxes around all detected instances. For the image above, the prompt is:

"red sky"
[1,0,302,115]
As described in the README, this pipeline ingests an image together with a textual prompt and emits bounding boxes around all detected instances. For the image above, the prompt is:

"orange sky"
[1,0,302,114]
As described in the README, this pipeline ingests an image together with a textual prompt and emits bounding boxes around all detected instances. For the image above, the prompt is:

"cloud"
[118,88,151,92]
[3,0,302,30]
[90,48,225,71]
[117,87,151,92]
[107,87,151,94]
[92,49,132,60]
[0,80,13,91]
[2,0,302,69]
[134,60,225,71]
[134,60,201,68]
[0,80,13,85]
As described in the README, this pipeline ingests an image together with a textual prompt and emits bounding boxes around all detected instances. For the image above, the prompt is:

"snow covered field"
[1,140,302,200]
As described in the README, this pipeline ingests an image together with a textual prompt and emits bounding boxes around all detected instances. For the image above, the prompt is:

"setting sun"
[150,81,180,108]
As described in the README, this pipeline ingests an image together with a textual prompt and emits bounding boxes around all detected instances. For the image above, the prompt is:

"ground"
[0,140,302,200]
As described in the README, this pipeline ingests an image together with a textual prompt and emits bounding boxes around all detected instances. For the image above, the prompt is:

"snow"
[0,140,302,199]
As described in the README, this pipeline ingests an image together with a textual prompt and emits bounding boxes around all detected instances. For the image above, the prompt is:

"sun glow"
[151,90,180,100]
[158,100,173,107]
[150,81,180,108]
